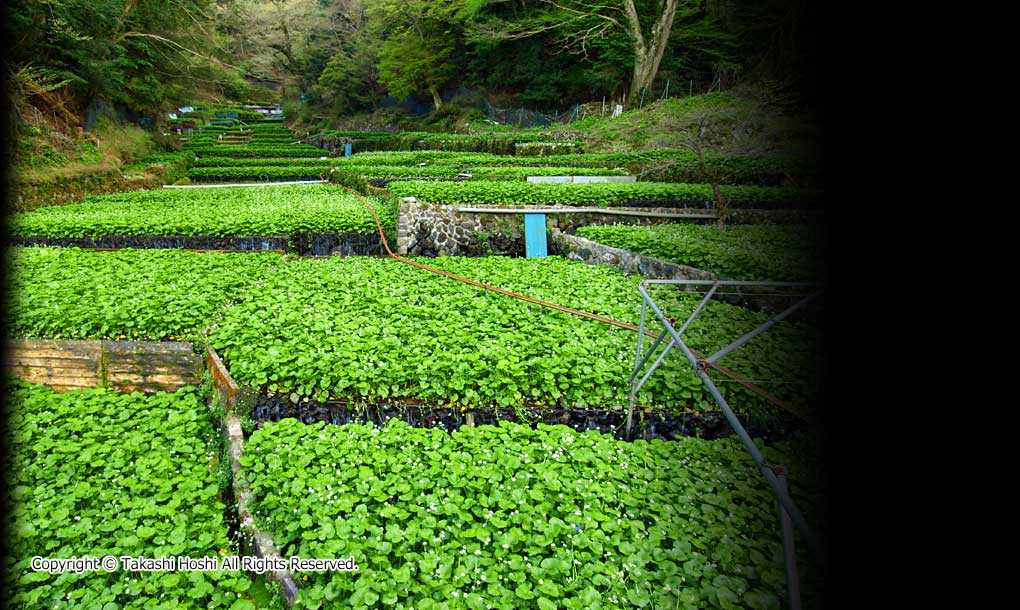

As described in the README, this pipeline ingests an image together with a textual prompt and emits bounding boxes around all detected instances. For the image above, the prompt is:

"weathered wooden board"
[4,339,204,393]
[206,346,242,412]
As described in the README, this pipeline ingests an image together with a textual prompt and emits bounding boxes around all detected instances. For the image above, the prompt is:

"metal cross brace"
[627,278,824,561]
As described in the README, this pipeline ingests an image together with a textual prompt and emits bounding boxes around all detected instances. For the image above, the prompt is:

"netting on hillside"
[481,98,580,128]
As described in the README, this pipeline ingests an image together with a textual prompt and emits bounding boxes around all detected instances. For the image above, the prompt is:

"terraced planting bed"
[176,122,334,183]
[338,165,630,186]
[8,249,819,423]
[6,248,284,341]
[6,381,259,609]
[190,157,338,168]
[387,180,813,209]
[574,224,824,282]
[187,166,335,182]
[8,185,394,255]
[240,418,820,610]
[315,131,581,156]
[186,145,327,158]
[331,150,813,186]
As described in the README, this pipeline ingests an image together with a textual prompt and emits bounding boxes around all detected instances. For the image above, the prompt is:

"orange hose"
[342,184,795,415]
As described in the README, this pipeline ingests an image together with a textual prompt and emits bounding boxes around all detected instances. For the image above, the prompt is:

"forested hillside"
[4,0,819,133]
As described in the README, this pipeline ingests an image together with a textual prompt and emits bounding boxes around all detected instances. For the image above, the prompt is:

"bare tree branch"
[541,0,623,28]
[119,32,246,74]
[471,14,588,42]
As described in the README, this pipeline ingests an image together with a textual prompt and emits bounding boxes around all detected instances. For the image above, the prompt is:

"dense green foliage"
[209,256,817,410]
[331,149,706,167]
[575,224,823,281]
[243,418,794,610]
[10,185,394,238]
[326,165,628,181]
[343,166,465,180]
[6,251,817,411]
[332,150,811,186]
[337,152,543,167]
[6,248,284,341]
[267,0,763,118]
[4,0,248,113]
[320,132,583,155]
[631,153,811,186]
[6,381,255,609]
[185,146,328,158]
[191,157,342,168]
[178,107,266,122]
[386,180,811,208]
[6,0,815,145]
[467,167,628,178]
[187,166,333,181]
[514,142,587,157]
[347,136,517,156]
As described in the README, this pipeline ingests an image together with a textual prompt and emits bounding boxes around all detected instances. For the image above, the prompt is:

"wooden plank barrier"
[5,339,204,393]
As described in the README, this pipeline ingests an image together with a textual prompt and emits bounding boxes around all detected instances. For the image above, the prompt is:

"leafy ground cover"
[334,165,628,181]
[9,184,394,239]
[320,131,573,155]
[242,418,812,610]
[191,157,340,168]
[334,150,750,168]
[336,152,529,167]
[184,145,327,158]
[467,167,627,178]
[332,150,813,185]
[5,380,267,609]
[575,224,824,282]
[208,256,818,412]
[5,248,283,341]
[6,250,817,412]
[249,134,300,142]
[385,180,810,208]
[186,166,333,181]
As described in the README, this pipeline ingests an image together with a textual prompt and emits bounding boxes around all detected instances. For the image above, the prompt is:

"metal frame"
[627,279,824,610]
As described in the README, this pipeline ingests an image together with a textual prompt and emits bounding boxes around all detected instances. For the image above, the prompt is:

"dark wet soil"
[250,394,804,443]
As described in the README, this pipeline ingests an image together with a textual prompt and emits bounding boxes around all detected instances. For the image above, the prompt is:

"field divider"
[163,180,327,189]
[206,346,300,606]
[4,339,203,393]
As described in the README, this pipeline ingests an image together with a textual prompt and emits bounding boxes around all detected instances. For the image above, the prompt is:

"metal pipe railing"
[705,292,818,365]
[628,279,824,610]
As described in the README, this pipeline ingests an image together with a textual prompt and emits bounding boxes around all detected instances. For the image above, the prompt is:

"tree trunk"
[624,0,680,105]
[430,86,442,110]
[629,49,659,106]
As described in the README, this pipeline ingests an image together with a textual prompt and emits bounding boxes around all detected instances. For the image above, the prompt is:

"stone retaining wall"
[396,199,525,257]
[395,198,814,257]
[397,199,717,257]
[549,230,718,281]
